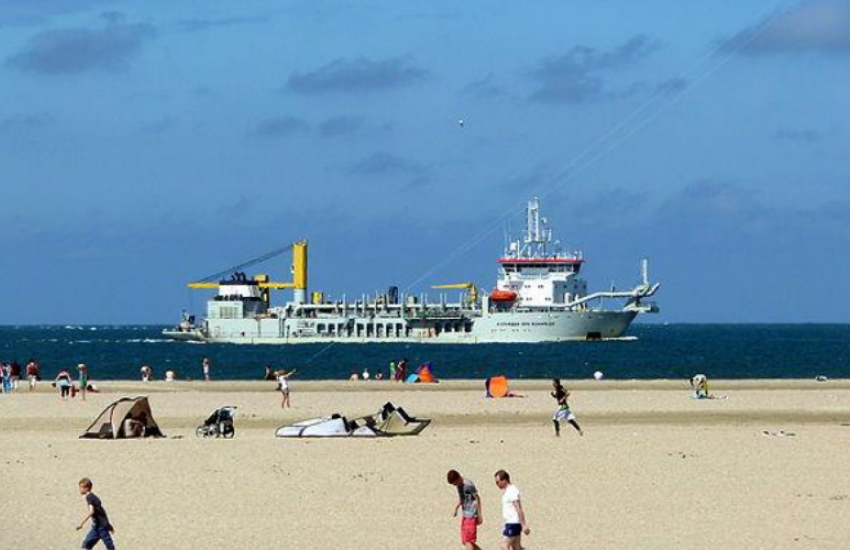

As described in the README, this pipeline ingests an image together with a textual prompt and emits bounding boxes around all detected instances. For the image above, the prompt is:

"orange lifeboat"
[490,289,518,302]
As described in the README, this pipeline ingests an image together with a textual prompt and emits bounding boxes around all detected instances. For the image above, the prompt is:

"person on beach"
[140,365,152,383]
[76,477,116,550]
[26,359,39,391]
[690,374,709,399]
[389,361,397,381]
[77,363,89,402]
[494,470,529,550]
[276,369,297,408]
[349,371,359,381]
[1,362,11,393]
[264,364,275,381]
[551,378,583,437]
[447,470,483,550]
[9,359,21,391]
[396,358,408,382]
[202,357,211,381]
[362,368,370,381]
[54,370,73,399]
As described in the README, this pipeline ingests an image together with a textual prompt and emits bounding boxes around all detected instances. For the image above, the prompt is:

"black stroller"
[196,406,237,438]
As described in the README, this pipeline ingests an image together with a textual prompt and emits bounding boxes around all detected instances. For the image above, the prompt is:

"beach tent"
[404,363,437,383]
[276,402,431,438]
[80,396,164,439]
[417,363,437,383]
[486,376,510,398]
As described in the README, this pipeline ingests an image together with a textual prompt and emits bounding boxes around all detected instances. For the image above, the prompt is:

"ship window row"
[502,264,579,273]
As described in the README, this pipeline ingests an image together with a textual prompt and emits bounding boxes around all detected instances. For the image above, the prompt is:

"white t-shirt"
[501,485,521,524]
[278,375,288,390]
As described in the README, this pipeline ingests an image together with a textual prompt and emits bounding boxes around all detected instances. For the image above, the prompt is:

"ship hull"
[163,309,638,344]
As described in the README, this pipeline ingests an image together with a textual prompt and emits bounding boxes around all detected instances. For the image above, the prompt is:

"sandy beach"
[2,379,849,550]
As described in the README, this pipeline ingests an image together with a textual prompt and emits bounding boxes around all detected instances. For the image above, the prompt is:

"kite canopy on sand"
[486,376,510,398]
[276,402,431,438]
[80,396,164,439]
[406,363,438,383]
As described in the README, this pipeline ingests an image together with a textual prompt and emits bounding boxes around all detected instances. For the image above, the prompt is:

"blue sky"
[1,0,849,324]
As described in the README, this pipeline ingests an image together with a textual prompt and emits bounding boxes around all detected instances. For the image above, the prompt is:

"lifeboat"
[489,289,518,302]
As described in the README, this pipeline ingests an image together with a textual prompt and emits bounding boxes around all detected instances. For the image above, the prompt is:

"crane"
[431,282,478,304]
[187,241,309,304]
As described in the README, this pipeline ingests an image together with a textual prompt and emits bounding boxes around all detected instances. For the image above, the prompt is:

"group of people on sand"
[1,358,40,393]
[347,357,411,382]
[448,469,531,550]
[53,363,95,401]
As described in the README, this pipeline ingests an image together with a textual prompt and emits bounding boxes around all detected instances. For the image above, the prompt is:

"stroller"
[196,406,237,438]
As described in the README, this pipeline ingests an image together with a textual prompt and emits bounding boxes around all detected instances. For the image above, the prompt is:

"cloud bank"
[6,12,154,75]
[528,35,660,103]
[287,56,428,94]
[726,1,850,55]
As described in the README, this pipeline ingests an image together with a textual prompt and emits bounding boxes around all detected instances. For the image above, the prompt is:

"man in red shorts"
[447,469,483,550]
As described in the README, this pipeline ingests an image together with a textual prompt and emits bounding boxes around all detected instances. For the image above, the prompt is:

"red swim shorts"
[461,517,478,544]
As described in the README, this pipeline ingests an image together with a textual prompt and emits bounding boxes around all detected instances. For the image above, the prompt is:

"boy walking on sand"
[447,469,483,550]
[551,378,583,437]
[494,470,529,550]
[76,477,116,550]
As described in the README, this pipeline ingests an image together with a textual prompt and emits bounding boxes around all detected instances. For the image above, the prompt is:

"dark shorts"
[82,526,115,550]
[503,523,522,538]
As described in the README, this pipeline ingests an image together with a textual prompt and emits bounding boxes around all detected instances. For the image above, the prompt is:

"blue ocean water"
[0,324,848,381]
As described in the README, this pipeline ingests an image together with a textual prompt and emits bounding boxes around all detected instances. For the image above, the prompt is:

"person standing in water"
[551,378,583,437]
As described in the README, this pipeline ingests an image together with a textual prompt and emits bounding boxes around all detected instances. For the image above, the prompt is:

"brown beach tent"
[80,396,164,439]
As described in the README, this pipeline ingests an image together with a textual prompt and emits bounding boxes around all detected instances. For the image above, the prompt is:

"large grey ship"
[164,198,659,344]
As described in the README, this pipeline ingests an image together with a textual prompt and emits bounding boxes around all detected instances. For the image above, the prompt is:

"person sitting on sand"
[140,365,152,383]
[349,371,359,381]
[124,412,147,438]
[551,378,583,437]
[690,374,709,399]
[165,370,175,382]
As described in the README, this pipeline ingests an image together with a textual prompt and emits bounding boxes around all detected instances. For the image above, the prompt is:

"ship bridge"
[496,198,588,308]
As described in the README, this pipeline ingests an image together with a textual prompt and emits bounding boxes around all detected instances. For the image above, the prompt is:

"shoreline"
[12,377,850,394]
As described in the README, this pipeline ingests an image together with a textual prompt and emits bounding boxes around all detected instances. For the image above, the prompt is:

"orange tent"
[486,376,510,398]
[418,364,436,383]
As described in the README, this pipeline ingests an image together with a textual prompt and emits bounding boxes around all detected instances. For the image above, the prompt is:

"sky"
[1,0,849,324]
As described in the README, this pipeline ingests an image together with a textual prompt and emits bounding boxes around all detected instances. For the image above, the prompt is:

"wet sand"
[2,379,849,549]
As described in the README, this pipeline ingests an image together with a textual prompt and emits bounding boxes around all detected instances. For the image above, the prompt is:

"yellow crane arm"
[188,282,221,289]
[431,283,478,301]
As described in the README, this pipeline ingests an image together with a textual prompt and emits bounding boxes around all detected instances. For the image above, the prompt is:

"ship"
[163,198,659,344]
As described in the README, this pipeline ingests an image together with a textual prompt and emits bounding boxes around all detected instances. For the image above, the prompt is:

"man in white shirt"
[494,470,529,550]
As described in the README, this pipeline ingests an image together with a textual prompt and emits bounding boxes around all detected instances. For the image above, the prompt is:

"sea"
[1,324,848,381]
